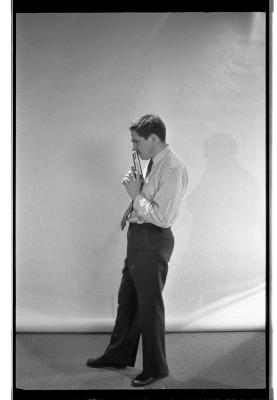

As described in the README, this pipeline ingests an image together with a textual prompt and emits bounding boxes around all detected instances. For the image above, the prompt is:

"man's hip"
[127,222,174,262]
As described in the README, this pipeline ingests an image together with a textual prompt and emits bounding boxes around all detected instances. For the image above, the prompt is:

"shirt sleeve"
[133,166,187,228]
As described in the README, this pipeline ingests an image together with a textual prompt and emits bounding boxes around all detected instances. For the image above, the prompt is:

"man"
[87,114,188,387]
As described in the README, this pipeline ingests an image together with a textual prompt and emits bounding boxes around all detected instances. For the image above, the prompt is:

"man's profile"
[86,114,188,387]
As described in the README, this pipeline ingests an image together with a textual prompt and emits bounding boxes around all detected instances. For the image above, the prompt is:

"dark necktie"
[145,158,153,179]
[120,159,153,230]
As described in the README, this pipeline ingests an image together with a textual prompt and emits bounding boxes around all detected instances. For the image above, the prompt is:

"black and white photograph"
[13,3,271,399]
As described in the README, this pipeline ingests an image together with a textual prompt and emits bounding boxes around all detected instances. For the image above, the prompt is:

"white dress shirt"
[129,145,188,228]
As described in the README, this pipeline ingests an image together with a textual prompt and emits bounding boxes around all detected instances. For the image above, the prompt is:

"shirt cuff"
[133,194,145,211]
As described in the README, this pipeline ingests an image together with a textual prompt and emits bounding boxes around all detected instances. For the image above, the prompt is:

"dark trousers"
[103,222,174,376]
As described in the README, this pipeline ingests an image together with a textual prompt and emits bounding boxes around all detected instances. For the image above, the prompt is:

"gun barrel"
[132,152,144,181]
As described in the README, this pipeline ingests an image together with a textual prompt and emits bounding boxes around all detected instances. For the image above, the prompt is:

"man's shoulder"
[164,148,186,169]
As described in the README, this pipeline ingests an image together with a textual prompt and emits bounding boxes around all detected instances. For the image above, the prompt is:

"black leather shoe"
[131,372,168,387]
[86,355,127,369]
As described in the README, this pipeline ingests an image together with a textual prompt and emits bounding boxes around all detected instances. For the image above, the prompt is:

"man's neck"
[150,143,168,159]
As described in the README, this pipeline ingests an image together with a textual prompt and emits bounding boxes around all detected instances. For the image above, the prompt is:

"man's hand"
[122,168,142,200]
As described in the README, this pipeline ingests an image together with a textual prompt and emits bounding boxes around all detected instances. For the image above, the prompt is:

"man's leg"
[102,259,141,367]
[129,251,169,377]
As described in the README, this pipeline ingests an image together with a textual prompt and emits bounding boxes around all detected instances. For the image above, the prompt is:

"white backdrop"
[16,12,266,332]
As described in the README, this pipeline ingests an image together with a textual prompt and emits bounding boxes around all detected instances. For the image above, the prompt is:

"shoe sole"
[131,373,168,387]
[87,363,127,369]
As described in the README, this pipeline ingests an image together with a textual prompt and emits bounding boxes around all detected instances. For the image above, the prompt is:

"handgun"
[132,151,144,185]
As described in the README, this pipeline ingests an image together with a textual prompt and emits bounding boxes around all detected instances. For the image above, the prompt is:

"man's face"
[131,130,153,160]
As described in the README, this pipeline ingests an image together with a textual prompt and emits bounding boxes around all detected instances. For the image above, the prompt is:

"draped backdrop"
[16,12,266,332]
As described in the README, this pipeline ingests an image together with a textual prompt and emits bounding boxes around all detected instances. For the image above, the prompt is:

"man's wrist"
[133,194,143,208]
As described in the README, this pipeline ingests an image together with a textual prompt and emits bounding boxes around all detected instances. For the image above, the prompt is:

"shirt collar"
[152,144,170,166]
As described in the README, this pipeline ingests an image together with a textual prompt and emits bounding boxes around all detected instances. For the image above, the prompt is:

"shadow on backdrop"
[169,133,265,317]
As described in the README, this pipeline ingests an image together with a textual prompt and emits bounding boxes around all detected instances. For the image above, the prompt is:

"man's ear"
[150,133,159,143]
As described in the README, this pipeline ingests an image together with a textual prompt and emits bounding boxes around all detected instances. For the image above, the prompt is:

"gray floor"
[16,331,266,390]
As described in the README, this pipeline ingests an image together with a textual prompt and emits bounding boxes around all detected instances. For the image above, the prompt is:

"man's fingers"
[128,169,136,180]
[122,169,139,185]
[125,170,136,181]
[122,177,129,185]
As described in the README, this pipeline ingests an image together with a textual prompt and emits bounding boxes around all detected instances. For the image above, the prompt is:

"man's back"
[133,145,188,228]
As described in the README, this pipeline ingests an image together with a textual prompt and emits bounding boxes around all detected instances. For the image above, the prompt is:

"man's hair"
[129,114,166,142]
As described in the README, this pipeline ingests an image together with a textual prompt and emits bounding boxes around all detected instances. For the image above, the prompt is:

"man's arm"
[132,166,187,228]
